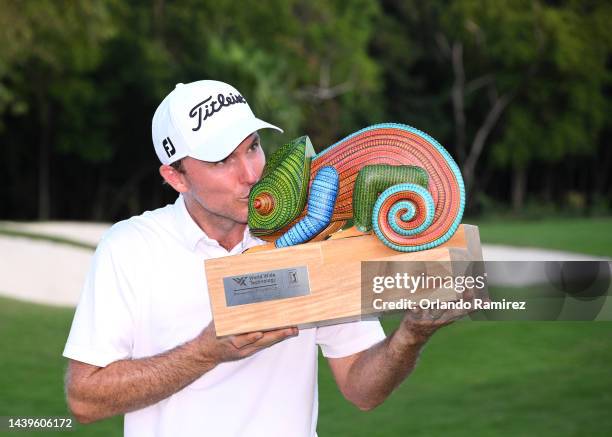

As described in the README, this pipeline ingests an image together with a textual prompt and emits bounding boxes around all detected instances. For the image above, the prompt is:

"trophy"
[205,123,484,336]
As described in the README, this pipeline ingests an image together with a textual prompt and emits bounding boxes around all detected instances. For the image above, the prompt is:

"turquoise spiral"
[372,183,436,252]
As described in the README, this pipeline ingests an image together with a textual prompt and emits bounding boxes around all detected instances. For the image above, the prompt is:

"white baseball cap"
[152,80,283,164]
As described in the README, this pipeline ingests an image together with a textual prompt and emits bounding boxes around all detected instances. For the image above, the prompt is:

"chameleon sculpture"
[248,123,465,252]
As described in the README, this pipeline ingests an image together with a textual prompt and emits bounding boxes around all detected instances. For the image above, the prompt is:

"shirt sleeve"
[63,225,139,367]
[316,318,386,358]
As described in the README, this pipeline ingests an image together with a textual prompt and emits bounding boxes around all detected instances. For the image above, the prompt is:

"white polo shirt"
[63,195,386,437]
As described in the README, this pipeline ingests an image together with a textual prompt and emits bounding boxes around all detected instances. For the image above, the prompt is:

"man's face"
[179,133,266,225]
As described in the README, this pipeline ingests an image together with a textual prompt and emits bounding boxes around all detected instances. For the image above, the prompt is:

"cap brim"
[189,117,283,162]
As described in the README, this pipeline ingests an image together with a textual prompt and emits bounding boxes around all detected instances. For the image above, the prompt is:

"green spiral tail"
[353,165,429,232]
[248,136,314,235]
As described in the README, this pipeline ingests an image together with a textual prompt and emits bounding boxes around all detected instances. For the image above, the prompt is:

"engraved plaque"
[223,266,311,306]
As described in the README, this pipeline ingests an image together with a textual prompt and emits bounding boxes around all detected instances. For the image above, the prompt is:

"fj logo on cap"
[189,93,247,132]
[162,137,176,158]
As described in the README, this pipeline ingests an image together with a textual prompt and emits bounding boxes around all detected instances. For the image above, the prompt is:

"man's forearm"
[67,337,216,422]
[66,325,297,423]
[342,328,428,410]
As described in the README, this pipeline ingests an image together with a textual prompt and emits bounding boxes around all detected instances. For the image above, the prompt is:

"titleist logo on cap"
[189,93,247,131]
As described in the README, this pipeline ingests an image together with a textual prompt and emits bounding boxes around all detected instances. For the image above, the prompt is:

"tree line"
[1,0,610,221]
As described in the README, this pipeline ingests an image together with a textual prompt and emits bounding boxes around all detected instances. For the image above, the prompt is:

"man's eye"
[250,142,260,151]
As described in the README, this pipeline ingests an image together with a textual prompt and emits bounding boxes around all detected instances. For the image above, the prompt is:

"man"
[63,80,467,437]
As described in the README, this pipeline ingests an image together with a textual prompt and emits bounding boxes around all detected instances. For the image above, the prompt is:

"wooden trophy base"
[205,225,483,337]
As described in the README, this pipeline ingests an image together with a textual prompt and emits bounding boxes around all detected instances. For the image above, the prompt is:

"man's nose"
[239,157,260,185]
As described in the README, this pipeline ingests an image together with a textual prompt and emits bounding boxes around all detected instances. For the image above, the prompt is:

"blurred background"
[0,0,611,436]
[1,0,611,221]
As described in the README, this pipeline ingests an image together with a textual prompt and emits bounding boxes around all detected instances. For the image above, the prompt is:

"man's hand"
[195,322,298,365]
[66,322,298,424]
[395,298,472,347]
[328,291,482,411]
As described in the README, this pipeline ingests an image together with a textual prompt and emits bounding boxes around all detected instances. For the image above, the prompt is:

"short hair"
[170,159,185,173]
[162,158,184,186]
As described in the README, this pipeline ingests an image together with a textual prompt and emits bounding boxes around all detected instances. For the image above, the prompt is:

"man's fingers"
[431,302,471,323]
[402,300,468,325]
[230,327,297,350]
[239,328,298,355]
[255,327,298,346]
[230,331,264,349]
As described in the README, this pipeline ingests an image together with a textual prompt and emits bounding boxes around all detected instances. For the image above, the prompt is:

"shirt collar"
[174,195,263,253]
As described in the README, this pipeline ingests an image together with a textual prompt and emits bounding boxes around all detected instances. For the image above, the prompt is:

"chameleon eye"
[253,192,275,216]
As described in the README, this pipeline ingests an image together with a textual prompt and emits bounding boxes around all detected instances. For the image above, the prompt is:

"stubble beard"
[185,193,248,229]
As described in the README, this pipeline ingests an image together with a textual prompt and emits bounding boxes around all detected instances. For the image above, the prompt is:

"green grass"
[0,296,122,436]
[474,217,612,257]
[318,316,612,436]
[1,296,611,436]
[1,216,611,435]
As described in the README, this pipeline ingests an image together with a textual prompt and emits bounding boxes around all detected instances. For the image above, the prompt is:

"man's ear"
[159,165,188,193]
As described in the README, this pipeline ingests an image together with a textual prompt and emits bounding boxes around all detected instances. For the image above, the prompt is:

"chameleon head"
[248,182,292,235]
[249,187,284,235]
[248,136,315,236]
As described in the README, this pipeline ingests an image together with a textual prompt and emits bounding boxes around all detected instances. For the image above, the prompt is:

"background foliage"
[1,0,610,221]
